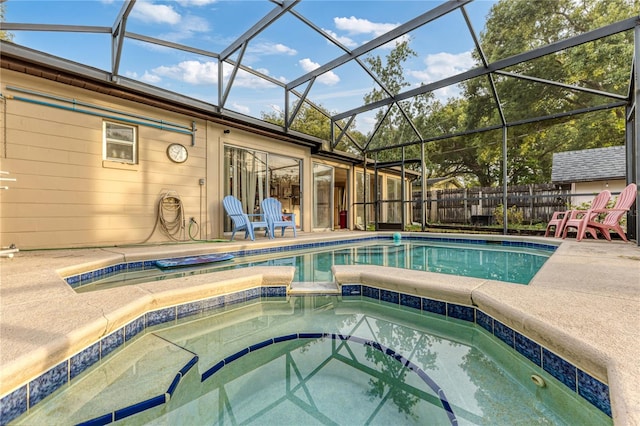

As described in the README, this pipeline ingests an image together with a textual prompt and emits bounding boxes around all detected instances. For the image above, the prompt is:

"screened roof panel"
[1,0,636,153]
[293,0,444,47]
[302,58,383,119]
[123,1,274,54]
[119,42,218,101]
[499,35,634,98]
[241,11,346,84]
[363,8,479,82]
[495,77,624,123]
[221,61,285,120]
[7,0,121,26]
[6,32,113,71]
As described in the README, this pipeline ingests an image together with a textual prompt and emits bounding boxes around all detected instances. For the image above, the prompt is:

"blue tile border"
[0,386,26,426]
[28,361,68,407]
[0,285,284,426]
[63,235,557,289]
[578,370,612,417]
[543,348,577,391]
[2,279,609,425]
[78,354,198,426]
[70,342,100,380]
[340,283,611,418]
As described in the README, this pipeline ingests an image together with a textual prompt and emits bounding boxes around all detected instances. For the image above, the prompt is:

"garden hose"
[141,191,228,244]
[140,191,185,243]
[157,191,185,241]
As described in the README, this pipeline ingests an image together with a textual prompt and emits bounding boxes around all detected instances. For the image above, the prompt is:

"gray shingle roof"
[551,146,626,184]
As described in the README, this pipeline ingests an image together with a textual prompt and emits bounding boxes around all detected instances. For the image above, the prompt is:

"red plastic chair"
[570,183,637,242]
[544,210,571,238]
[546,190,610,238]
[559,190,611,240]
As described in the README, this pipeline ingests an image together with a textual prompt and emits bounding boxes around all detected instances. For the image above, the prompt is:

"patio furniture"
[261,197,297,238]
[223,195,270,241]
[546,190,610,238]
[565,183,637,242]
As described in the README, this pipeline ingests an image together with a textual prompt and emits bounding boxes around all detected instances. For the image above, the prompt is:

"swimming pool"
[14,295,611,425]
[70,236,555,292]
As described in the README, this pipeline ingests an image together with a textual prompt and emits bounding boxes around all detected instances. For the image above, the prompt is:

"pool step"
[289,281,340,295]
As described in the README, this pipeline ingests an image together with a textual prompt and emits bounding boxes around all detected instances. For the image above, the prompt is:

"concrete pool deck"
[0,232,638,424]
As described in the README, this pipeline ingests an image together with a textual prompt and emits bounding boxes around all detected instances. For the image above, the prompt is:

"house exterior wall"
[572,180,627,208]
[0,68,415,250]
[0,69,317,249]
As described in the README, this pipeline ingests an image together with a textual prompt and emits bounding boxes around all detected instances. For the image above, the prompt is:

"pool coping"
[0,232,638,424]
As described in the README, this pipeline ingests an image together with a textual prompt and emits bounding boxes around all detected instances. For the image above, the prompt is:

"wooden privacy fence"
[412,184,572,225]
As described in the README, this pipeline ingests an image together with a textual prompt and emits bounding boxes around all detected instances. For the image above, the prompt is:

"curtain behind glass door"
[268,154,301,228]
[313,163,333,229]
[224,146,267,231]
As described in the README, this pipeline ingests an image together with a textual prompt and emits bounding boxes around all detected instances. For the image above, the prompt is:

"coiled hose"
[142,191,186,243]
[158,191,185,240]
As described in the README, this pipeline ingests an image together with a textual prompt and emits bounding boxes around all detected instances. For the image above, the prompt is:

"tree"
[360,0,635,186]
[1,1,14,42]
[458,0,635,185]
[363,40,434,166]
[261,102,365,155]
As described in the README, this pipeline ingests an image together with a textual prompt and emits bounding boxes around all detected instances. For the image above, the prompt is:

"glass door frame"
[312,162,334,231]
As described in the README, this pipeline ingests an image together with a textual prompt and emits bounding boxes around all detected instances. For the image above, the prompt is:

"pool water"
[76,240,552,292]
[17,296,610,425]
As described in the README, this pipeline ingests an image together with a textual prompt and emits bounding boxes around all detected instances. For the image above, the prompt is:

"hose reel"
[157,191,185,241]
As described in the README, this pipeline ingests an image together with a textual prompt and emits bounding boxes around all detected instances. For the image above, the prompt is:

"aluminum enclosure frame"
[1,0,638,244]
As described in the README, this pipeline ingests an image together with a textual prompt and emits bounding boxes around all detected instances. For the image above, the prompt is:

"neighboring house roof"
[551,146,626,184]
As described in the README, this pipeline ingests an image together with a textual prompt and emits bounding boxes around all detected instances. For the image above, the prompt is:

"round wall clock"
[167,143,188,163]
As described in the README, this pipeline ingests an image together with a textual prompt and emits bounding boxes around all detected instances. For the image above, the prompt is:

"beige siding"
[0,68,415,249]
[0,68,338,249]
[573,180,626,208]
[0,70,212,249]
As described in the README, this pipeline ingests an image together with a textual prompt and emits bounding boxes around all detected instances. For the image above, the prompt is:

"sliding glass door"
[313,163,333,230]
[268,154,301,227]
[224,147,267,230]
[224,146,301,232]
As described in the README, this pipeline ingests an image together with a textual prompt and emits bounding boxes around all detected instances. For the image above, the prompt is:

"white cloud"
[334,16,399,37]
[322,28,358,48]
[408,51,475,100]
[176,0,217,6]
[142,60,282,90]
[152,60,218,85]
[231,102,250,115]
[140,72,163,84]
[233,69,282,89]
[130,1,181,25]
[123,70,162,84]
[248,42,297,56]
[181,15,211,33]
[299,58,340,86]
[409,51,475,83]
[159,15,211,42]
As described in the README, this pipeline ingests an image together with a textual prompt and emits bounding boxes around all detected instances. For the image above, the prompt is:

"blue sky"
[5,0,497,133]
